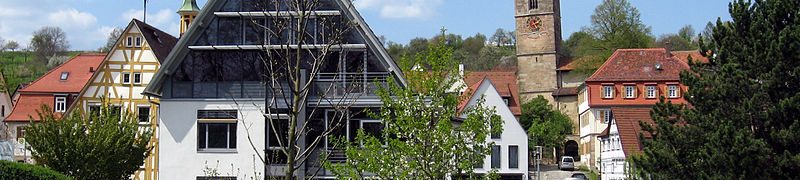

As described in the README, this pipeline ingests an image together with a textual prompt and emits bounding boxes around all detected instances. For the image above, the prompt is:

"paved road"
[529,164,582,180]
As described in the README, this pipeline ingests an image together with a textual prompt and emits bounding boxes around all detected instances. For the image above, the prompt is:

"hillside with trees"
[384,28,518,71]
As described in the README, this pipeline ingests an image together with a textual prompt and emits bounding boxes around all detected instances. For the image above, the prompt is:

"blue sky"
[0,0,732,51]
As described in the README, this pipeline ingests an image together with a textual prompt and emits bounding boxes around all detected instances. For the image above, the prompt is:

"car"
[570,173,588,180]
[559,156,575,171]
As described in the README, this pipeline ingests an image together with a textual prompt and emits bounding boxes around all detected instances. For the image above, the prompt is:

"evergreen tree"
[630,0,800,179]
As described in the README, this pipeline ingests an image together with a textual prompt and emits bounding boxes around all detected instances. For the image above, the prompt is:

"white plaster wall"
[159,100,267,179]
[463,79,529,177]
[0,91,12,119]
[600,121,627,180]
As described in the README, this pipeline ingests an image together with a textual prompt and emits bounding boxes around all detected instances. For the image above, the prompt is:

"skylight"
[60,72,69,80]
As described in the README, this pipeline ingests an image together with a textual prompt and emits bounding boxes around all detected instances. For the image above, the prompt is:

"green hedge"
[0,160,71,180]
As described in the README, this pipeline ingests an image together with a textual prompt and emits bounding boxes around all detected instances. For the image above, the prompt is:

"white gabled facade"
[599,118,626,180]
[461,78,528,179]
[578,87,612,171]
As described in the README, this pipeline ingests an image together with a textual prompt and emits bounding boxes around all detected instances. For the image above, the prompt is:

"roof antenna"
[143,0,149,23]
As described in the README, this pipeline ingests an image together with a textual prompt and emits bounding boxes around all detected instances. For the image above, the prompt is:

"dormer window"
[60,72,69,80]
[624,86,636,98]
[668,85,680,98]
[54,96,67,112]
[646,85,657,98]
[602,85,614,99]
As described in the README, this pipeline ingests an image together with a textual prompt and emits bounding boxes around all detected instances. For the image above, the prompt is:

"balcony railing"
[313,72,389,98]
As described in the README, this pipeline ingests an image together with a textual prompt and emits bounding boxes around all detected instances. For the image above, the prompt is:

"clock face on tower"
[527,16,542,32]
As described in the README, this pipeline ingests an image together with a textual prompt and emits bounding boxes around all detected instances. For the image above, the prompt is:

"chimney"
[459,64,464,77]
[665,41,673,57]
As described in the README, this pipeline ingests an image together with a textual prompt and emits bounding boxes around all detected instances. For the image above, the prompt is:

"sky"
[0,0,733,51]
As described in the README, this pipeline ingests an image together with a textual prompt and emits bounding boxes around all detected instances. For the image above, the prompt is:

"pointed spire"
[177,0,200,13]
[177,0,200,35]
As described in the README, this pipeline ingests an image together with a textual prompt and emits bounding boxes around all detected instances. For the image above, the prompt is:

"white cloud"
[0,1,104,50]
[48,9,97,28]
[354,0,443,19]
[120,8,179,36]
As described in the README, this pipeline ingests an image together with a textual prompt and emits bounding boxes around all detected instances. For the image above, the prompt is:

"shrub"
[0,160,71,180]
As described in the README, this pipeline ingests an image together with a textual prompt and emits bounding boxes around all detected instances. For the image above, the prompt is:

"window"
[599,110,612,124]
[267,113,289,163]
[60,72,69,80]
[646,85,657,98]
[126,36,133,47]
[138,106,150,123]
[624,86,635,98]
[133,73,142,84]
[360,120,384,143]
[134,36,142,47]
[491,145,501,168]
[197,110,238,151]
[509,145,519,169]
[2,105,5,117]
[490,115,501,139]
[54,96,67,112]
[88,104,101,122]
[16,126,25,142]
[529,0,539,10]
[502,98,510,105]
[122,73,131,84]
[602,86,614,98]
[668,85,679,98]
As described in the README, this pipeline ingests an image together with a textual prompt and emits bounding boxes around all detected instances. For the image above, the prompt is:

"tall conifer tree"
[631,0,800,179]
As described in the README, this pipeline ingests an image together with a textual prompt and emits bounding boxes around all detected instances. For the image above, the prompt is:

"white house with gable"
[460,78,528,179]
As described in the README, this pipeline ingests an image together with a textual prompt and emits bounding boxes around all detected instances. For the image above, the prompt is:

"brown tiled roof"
[600,107,655,156]
[133,19,178,62]
[552,87,579,97]
[672,50,710,64]
[463,71,521,116]
[586,48,691,82]
[20,53,105,93]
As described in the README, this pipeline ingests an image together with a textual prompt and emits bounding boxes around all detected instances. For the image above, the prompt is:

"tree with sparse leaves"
[630,0,800,179]
[325,37,503,179]
[98,28,124,52]
[30,27,69,63]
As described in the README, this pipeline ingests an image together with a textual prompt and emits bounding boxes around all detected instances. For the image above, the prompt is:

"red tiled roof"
[463,71,521,116]
[20,53,105,93]
[5,94,61,122]
[586,48,691,82]
[458,77,486,114]
[672,50,710,64]
[557,57,577,71]
[600,107,655,156]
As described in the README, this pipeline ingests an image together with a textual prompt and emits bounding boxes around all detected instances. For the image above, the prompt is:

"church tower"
[177,0,200,35]
[515,0,562,102]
